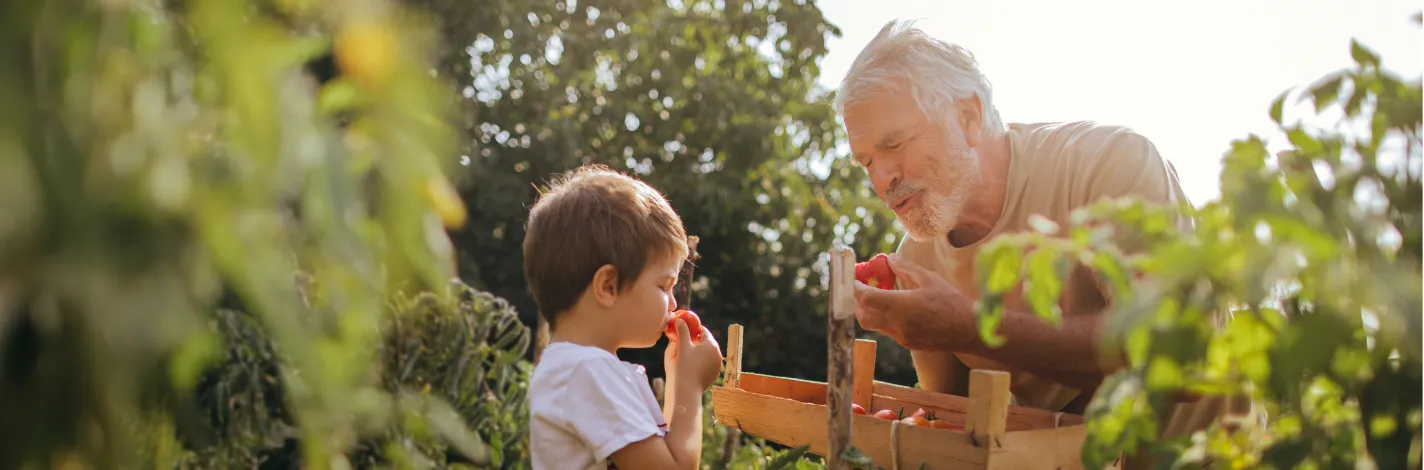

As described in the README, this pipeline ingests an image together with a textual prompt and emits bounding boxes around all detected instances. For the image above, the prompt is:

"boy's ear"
[591,264,621,308]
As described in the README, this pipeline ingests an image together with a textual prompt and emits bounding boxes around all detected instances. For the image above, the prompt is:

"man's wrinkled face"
[843,87,981,241]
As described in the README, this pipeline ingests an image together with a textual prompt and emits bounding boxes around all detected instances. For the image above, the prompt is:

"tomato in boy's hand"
[854,253,897,289]
[664,310,703,342]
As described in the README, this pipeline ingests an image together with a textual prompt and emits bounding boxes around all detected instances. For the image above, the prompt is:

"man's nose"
[869,163,901,199]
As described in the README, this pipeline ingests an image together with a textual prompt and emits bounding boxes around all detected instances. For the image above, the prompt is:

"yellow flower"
[334,21,396,89]
[423,177,467,229]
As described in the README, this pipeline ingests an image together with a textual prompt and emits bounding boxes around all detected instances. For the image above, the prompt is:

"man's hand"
[852,254,977,351]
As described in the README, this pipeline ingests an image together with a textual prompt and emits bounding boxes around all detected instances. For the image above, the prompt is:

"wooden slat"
[853,339,876,408]
[989,426,1117,470]
[724,324,744,389]
[873,381,1084,429]
[967,370,1010,448]
[741,373,827,404]
[712,386,990,469]
[739,373,1086,431]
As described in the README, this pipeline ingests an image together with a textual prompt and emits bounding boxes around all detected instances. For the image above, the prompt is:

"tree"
[402,0,914,383]
[974,31,1422,468]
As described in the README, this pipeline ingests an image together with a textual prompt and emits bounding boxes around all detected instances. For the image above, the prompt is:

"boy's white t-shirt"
[530,342,669,470]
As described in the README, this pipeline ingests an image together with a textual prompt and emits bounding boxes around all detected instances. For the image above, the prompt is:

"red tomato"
[908,408,927,419]
[854,254,897,290]
[664,310,704,342]
[901,416,930,427]
[852,403,867,415]
[929,419,961,430]
[873,410,898,420]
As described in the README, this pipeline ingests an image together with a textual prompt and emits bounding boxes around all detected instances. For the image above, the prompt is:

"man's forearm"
[954,308,1112,391]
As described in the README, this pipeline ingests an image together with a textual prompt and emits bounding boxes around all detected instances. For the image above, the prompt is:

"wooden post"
[967,369,1011,449]
[719,324,746,470]
[827,246,857,470]
[674,236,700,309]
[723,324,744,389]
[852,339,876,408]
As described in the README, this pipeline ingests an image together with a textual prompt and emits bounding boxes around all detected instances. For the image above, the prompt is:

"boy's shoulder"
[529,342,669,469]
[529,342,658,409]
[531,342,632,384]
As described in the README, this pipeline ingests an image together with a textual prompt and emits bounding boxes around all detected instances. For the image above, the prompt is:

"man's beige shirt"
[894,121,1253,458]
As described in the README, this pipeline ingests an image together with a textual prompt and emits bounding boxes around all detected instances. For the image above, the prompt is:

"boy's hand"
[665,318,722,390]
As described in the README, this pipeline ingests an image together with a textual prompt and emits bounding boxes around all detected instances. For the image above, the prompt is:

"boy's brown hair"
[522,164,689,328]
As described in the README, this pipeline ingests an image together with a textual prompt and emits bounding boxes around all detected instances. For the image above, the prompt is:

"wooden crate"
[709,247,1119,470]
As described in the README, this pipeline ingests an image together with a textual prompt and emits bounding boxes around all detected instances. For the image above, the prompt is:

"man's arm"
[953,306,1111,391]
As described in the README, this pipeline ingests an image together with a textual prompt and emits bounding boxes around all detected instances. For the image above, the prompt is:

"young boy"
[524,165,725,470]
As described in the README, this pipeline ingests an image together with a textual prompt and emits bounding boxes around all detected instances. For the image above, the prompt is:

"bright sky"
[814,0,1423,206]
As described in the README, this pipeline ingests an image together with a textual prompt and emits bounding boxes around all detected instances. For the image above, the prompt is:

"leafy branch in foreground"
[1,0,476,467]
[973,35,1421,469]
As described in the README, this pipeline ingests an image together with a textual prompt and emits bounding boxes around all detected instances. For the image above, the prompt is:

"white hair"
[834,19,1004,139]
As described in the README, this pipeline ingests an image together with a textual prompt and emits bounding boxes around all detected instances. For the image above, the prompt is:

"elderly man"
[836,20,1251,468]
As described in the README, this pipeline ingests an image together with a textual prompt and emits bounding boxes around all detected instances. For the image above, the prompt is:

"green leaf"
[1286,128,1324,155]
[982,243,1023,295]
[767,444,811,470]
[978,303,1008,348]
[1310,76,1344,112]
[1269,91,1288,124]
[1350,39,1381,69]
[837,446,874,468]
[1024,247,1065,327]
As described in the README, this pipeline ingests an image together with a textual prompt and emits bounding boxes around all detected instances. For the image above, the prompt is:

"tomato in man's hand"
[664,310,704,342]
[854,253,897,289]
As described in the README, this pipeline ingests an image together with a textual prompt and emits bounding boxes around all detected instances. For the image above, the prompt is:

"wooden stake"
[967,369,1011,449]
[674,235,700,309]
[853,339,876,409]
[724,324,744,389]
[827,246,857,470]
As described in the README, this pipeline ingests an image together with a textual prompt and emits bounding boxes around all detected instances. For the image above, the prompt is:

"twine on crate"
[889,419,902,470]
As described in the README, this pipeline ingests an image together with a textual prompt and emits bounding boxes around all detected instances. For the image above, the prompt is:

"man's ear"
[956,95,984,147]
[590,264,621,308]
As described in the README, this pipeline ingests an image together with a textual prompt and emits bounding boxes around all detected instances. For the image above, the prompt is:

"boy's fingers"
[675,317,692,344]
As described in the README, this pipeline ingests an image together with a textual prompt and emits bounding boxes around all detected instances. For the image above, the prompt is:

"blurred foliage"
[397,0,913,384]
[0,0,489,467]
[153,279,534,469]
[973,33,1422,469]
